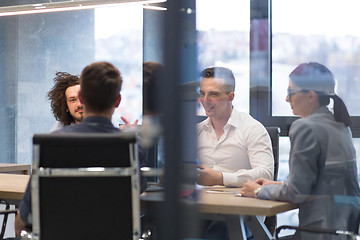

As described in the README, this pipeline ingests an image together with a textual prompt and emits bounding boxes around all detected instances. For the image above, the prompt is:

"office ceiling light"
[143,5,166,11]
[143,3,166,11]
[0,0,166,17]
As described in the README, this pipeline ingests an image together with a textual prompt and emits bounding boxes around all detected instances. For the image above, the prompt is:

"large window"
[196,0,250,114]
[250,0,360,236]
[0,4,143,165]
[95,5,143,126]
[270,0,360,188]
[272,0,360,117]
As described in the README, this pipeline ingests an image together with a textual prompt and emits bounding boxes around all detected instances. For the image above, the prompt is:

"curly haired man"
[47,72,84,131]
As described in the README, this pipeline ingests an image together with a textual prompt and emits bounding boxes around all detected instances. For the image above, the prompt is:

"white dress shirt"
[197,108,274,187]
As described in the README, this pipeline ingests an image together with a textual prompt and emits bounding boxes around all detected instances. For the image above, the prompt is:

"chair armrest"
[0,207,18,240]
[275,225,359,240]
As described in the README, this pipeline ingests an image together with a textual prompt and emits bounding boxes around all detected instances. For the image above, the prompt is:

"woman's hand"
[255,178,280,186]
[241,178,282,198]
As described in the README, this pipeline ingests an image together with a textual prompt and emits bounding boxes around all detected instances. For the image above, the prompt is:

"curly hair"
[47,72,80,126]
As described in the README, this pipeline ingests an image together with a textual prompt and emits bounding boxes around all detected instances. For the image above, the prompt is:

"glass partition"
[196,0,250,114]
[0,4,143,164]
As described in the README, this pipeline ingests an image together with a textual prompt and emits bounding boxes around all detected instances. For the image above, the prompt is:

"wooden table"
[0,173,30,205]
[198,187,296,216]
[141,186,298,240]
[0,163,31,175]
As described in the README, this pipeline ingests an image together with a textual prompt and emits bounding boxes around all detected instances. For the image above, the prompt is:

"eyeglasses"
[287,88,308,98]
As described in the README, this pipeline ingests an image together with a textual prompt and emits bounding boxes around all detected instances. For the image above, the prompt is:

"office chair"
[265,127,280,182]
[264,126,280,236]
[0,200,17,240]
[30,133,141,240]
[275,225,360,240]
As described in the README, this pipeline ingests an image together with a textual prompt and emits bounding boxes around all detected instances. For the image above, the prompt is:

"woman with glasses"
[241,62,360,240]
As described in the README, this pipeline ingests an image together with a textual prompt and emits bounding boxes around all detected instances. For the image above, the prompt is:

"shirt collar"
[202,108,238,131]
[311,106,332,116]
[82,116,114,127]
[226,108,239,128]
[203,117,212,131]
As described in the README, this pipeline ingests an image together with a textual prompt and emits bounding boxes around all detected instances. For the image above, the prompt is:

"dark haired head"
[289,62,335,95]
[47,72,80,125]
[200,67,235,92]
[290,62,351,126]
[80,62,122,113]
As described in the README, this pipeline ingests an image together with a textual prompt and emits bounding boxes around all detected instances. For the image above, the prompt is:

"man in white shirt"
[197,67,274,187]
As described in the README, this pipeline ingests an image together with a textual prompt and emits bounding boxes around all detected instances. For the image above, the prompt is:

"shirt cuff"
[222,172,239,187]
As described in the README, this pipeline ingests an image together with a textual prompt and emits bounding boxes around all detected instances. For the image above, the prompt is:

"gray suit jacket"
[259,107,360,240]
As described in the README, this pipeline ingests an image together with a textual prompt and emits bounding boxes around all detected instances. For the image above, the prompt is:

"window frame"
[249,0,360,137]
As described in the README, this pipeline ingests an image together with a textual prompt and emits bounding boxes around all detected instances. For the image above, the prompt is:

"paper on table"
[206,189,240,194]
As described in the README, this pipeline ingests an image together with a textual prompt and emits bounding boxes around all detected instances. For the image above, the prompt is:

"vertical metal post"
[0,15,18,163]
[160,0,198,239]
[249,0,271,121]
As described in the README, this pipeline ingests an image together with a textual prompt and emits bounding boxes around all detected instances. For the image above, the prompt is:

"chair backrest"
[264,127,280,236]
[31,133,140,240]
[265,127,280,181]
